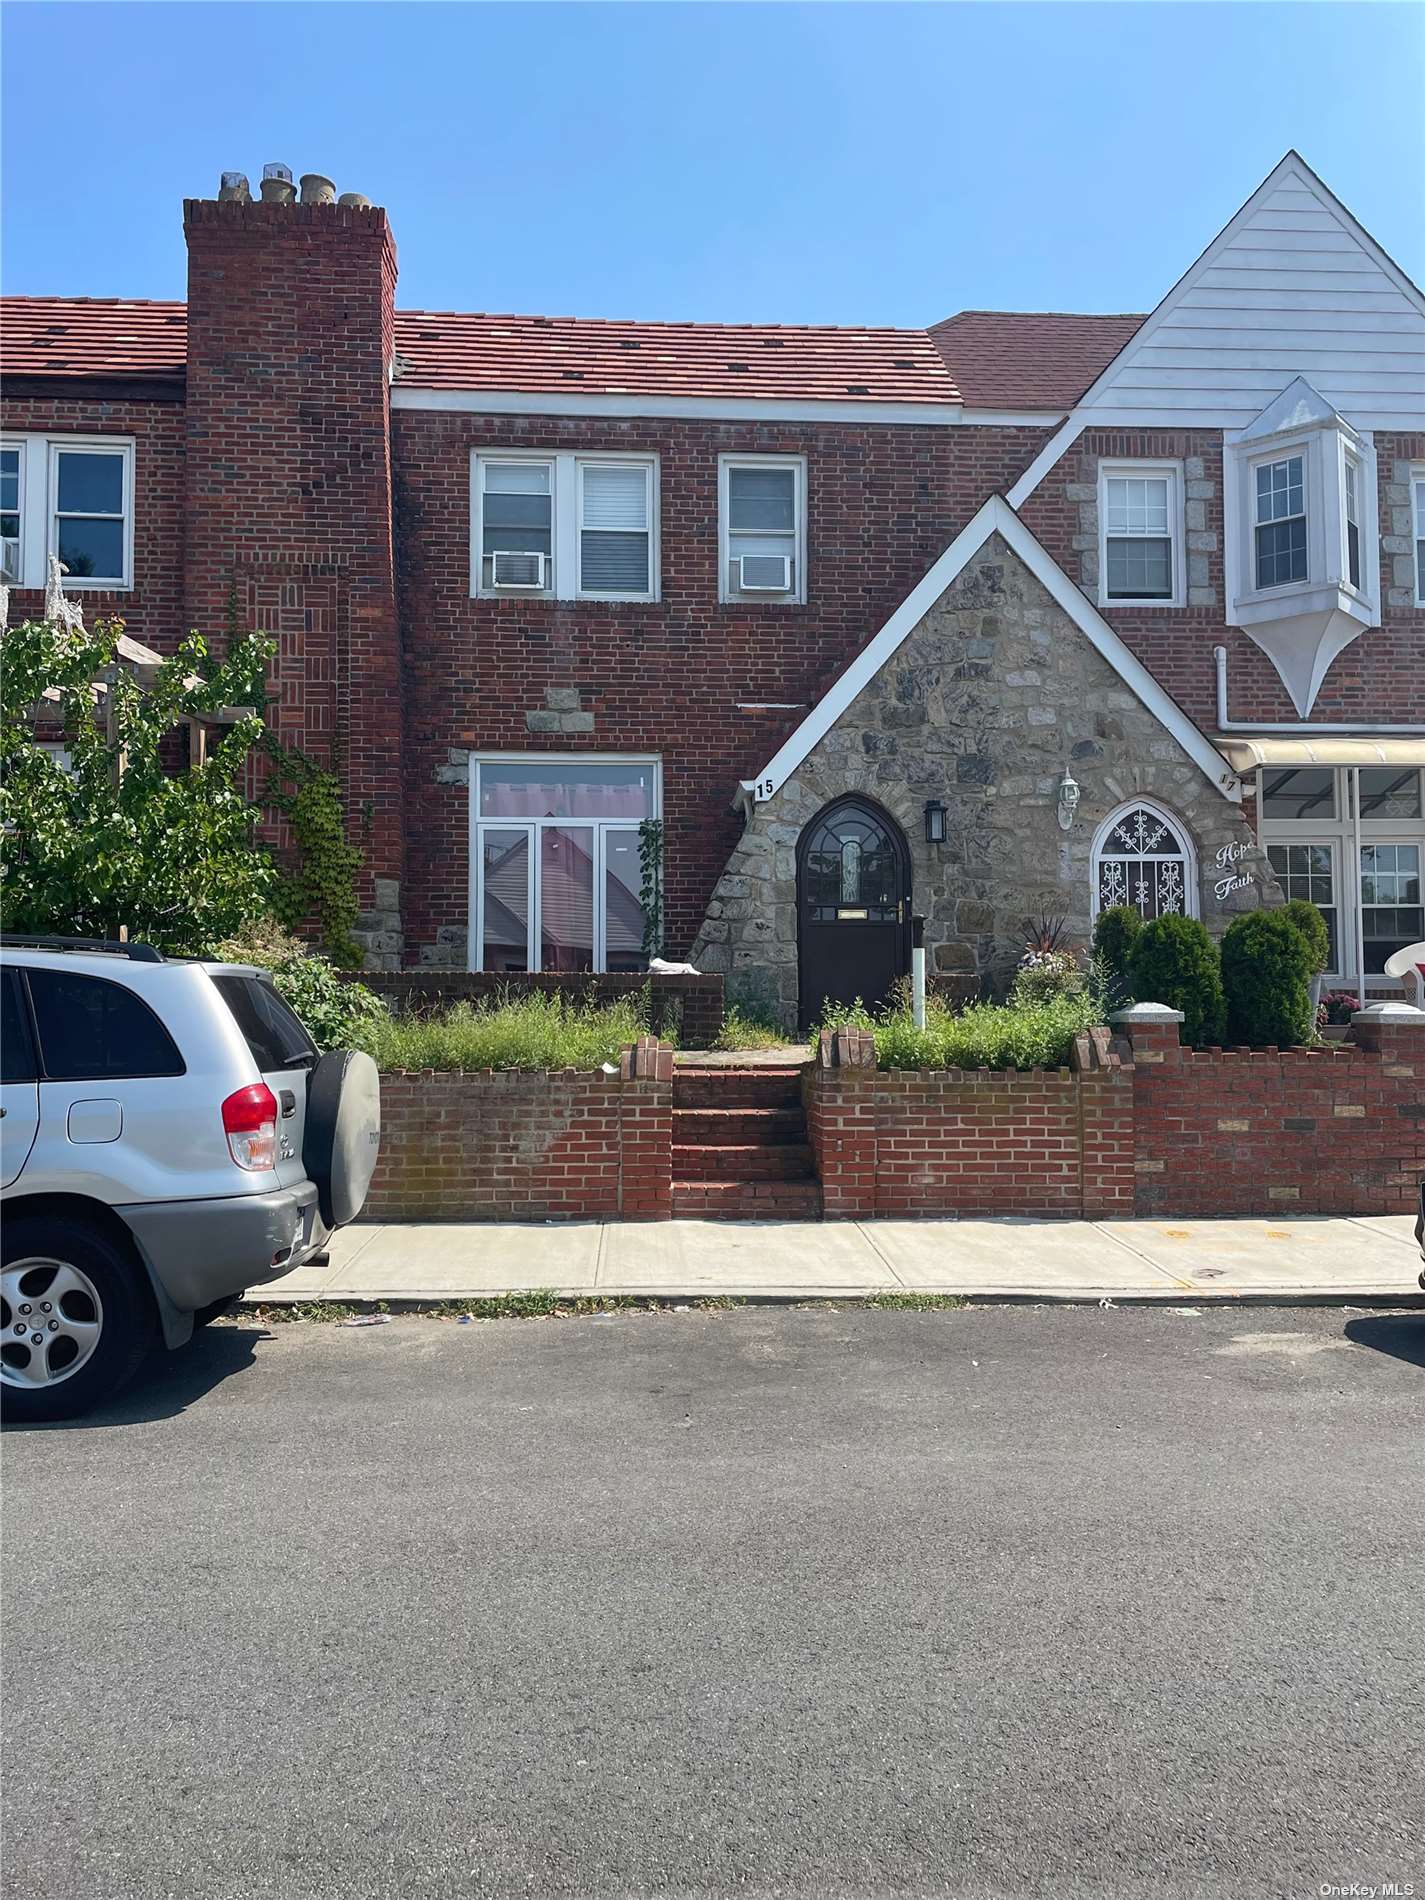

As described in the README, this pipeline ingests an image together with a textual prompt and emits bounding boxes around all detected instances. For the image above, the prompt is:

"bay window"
[471,452,658,601]
[1413,468,1425,606]
[469,757,660,973]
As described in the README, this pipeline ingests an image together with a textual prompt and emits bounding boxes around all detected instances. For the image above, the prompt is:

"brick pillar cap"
[1109,1002,1185,1025]
[1351,1002,1425,1024]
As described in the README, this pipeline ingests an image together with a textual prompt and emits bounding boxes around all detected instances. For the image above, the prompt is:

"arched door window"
[1092,801,1196,920]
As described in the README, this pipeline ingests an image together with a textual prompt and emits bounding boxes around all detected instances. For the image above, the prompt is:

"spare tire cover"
[303,1050,381,1229]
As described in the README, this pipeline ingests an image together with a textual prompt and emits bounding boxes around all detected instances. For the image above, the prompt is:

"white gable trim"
[739,496,1242,810]
[1009,152,1425,504]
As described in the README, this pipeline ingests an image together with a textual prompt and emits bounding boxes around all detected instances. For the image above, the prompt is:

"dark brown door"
[797,796,912,1028]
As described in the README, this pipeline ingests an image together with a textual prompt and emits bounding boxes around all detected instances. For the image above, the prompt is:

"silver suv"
[1,938,380,1421]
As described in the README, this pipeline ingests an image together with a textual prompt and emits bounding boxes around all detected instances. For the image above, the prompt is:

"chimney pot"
[299,173,337,206]
[218,171,251,204]
[259,175,296,205]
[338,192,372,209]
[262,162,293,183]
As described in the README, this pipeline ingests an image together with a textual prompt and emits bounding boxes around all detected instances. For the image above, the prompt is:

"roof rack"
[0,934,164,963]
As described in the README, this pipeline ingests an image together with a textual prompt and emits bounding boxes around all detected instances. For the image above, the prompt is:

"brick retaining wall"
[365,1037,673,1221]
[354,971,723,1049]
[1122,1008,1425,1218]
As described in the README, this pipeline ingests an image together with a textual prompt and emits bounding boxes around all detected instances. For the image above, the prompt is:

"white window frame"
[1251,448,1309,593]
[1,437,25,586]
[1224,424,1379,618]
[1258,766,1425,991]
[471,451,659,603]
[718,454,807,606]
[466,753,663,974]
[1090,797,1199,921]
[0,432,135,592]
[1412,464,1425,608]
[1097,460,1184,610]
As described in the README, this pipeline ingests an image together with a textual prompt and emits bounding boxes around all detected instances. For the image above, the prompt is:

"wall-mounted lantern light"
[924,799,947,845]
[1056,767,1081,832]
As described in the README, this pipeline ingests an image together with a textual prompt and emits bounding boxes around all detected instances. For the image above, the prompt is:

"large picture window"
[1091,801,1196,921]
[469,757,659,973]
[1259,766,1424,986]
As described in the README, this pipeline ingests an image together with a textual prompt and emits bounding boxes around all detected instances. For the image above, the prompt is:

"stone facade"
[690,532,1273,1028]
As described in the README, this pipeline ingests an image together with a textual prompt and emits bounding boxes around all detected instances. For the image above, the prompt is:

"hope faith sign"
[1213,839,1255,902]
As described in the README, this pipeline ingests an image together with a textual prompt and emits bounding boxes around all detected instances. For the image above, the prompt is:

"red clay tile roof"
[2,295,188,381]
[391,310,958,402]
[930,310,1145,410]
[1,295,1145,410]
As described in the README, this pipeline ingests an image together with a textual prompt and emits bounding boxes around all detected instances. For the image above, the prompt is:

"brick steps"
[671,1179,823,1219]
[670,1061,820,1219]
[673,1141,815,1181]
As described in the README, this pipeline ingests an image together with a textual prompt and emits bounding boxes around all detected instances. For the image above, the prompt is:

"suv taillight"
[222,1083,278,1171]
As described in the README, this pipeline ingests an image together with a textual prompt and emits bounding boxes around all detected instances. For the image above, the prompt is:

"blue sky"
[3,3,1422,325]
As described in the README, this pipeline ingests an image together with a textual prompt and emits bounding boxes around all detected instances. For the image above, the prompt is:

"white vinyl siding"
[718,455,806,604]
[1098,462,1181,606]
[471,451,657,601]
[1075,162,1425,432]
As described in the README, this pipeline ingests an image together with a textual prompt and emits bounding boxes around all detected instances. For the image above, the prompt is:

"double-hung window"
[1,443,22,583]
[1413,468,1425,607]
[0,433,134,589]
[1259,766,1424,988]
[719,456,806,603]
[1098,462,1181,607]
[1343,454,1361,590]
[471,452,658,602]
[469,756,660,974]
[1254,455,1307,590]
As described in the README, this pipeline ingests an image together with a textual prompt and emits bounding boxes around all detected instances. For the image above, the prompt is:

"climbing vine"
[638,818,664,961]
[262,741,366,968]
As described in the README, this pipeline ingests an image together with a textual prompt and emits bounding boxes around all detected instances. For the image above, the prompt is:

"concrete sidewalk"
[246,1213,1424,1306]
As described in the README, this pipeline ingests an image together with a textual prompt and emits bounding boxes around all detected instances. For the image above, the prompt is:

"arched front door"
[797,796,912,1028]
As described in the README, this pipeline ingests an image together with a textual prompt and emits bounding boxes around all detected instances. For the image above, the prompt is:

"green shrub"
[1279,898,1331,976]
[1125,913,1226,1048]
[713,1005,796,1051]
[821,989,1100,1072]
[1092,906,1143,1005]
[1221,910,1315,1048]
[210,919,388,1052]
[361,990,651,1072]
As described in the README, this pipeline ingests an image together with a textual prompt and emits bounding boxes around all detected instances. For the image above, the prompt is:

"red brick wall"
[0,392,185,652]
[365,1043,673,1221]
[1125,1014,1425,1217]
[1019,427,1425,730]
[805,1030,1136,1220]
[182,198,404,898]
[392,412,1054,958]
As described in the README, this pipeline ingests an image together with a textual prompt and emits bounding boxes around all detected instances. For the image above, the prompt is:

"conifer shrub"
[1092,905,1143,1006]
[1125,913,1226,1048]
[1221,910,1315,1048]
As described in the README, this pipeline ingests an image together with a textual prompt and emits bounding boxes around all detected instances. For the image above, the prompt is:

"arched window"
[1092,800,1196,920]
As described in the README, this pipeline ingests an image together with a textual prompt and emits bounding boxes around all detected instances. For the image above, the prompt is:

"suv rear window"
[212,974,318,1074]
[25,968,185,1080]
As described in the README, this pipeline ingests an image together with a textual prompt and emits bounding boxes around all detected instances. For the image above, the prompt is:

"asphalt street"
[4,1302,1423,1900]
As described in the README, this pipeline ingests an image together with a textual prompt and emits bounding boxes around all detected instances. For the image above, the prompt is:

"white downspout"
[1349,765,1366,998]
[1215,646,1425,735]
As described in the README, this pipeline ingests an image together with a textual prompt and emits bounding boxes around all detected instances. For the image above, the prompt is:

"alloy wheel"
[0,1258,105,1389]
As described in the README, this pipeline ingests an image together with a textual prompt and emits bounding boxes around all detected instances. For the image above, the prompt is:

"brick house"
[3,151,1422,1027]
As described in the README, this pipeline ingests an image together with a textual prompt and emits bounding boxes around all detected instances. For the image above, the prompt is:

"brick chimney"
[182,167,404,962]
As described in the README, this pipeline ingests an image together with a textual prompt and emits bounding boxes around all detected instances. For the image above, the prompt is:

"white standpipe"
[911,914,926,1029]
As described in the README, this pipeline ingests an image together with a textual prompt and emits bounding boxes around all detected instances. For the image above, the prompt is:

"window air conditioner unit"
[737,553,793,593]
[491,550,547,589]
